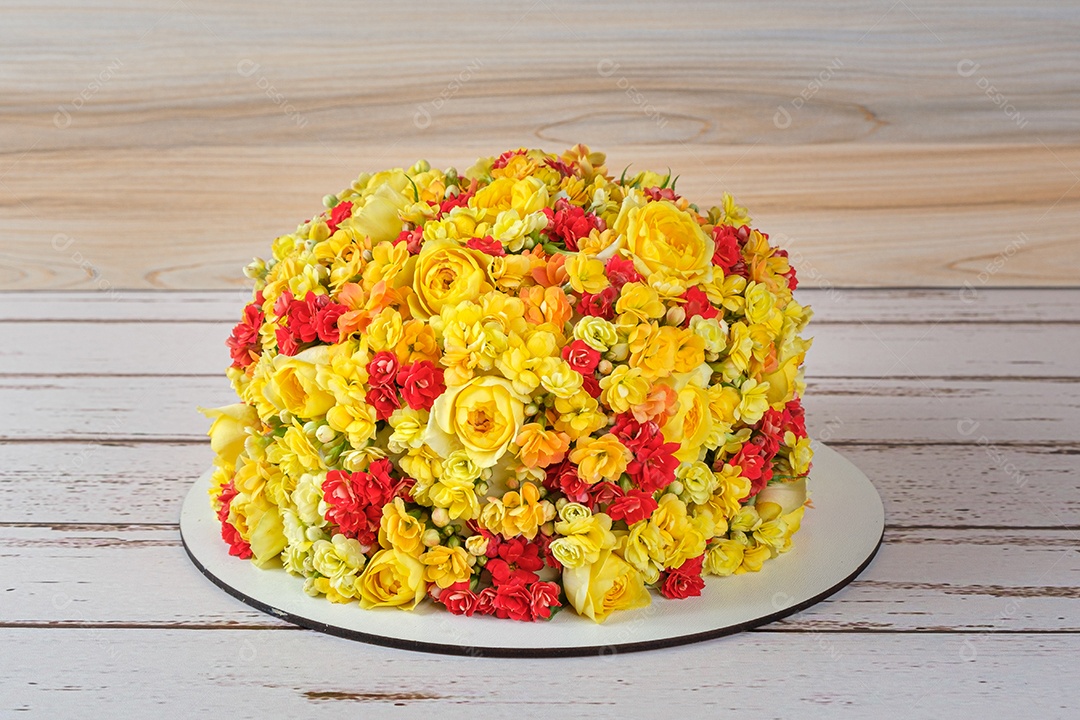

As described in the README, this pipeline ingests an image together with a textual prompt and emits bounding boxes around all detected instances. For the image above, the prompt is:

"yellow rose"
[420,545,474,588]
[563,548,652,623]
[618,200,714,289]
[379,497,426,557]
[407,238,493,319]
[355,548,426,610]
[266,348,335,419]
[200,403,258,466]
[510,176,550,215]
[569,434,631,484]
[426,375,526,468]
[469,176,514,222]
[351,190,405,245]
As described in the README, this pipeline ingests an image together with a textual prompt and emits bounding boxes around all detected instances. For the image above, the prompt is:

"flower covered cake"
[202,145,813,623]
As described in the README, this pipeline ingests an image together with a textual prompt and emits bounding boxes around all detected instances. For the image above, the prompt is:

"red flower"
[587,481,624,512]
[529,581,562,620]
[730,444,772,499]
[327,201,354,233]
[561,339,601,374]
[275,325,300,356]
[643,186,681,203]
[604,256,642,289]
[436,582,478,616]
[579,374,602,399]
[466,235,506,257]
[321,469,395,545]
[613,415,680,493]
[366,385,400,421]
[216,481,252,559]
[607,489,659,525]
[711,224,742,272]
[315,302,346,344]
[492,148,527,170]
[474,587,499,616]
[397,361,446,411]
[544,461,591,503]
[366,351,400,387]
[393,227,424,255]
[681,286,718,322]
[577,286,618,320]
[491,583,534,621]
[226,303,264,369]
[660,554,706,600]
[542,199,602,251]
[487,537,544,586]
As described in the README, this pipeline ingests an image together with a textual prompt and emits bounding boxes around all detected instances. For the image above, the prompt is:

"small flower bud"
[314,425,336,444]
[431,507,450,527]
[607,343,629,361]
[422,528,442,547]
[525,403,539,416]
[322,194,338,209]
[666,306,686,326]
[597,359,614,375]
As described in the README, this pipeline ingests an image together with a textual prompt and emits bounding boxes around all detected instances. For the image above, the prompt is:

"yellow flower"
[266,348,335,419]
[387,408,428,453]
[703,539,745,576]
[550,504,616,568]
[569,434,631,484]
[736,378,771,424]
[786,433,814,476]
[689,315,727,354]
[325,397,377,448]
[498,482,554,539]
[662,383,713,461]
[379,497,426,557]
[355,548,426,610]
[676,461,718,506]
[311,534,366,597]
[407,238,493,319]
[469,176,514,223]
[599,364,650,414]
[565,252,609,294]
[736,543,772,574]
[628,322,681,380]
[538,358,584,399]
[516,423,571,469]
[553,391,608,440]
[571,316,619,352]
[429,471,481,521]
[426,375,526,468]
[615,282,666,323]
[200,403,258,467]
[420,545,474,588]
[618,200,714,290]
[510,176,550,215]
[366,307,404,354]
[563,548,652,623]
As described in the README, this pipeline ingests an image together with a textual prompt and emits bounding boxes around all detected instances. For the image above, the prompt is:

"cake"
[201,145,813,623]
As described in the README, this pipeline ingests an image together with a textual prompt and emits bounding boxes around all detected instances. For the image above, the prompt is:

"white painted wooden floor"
[1,288,1078,718]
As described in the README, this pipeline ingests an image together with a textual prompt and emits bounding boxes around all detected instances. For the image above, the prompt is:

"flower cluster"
[203,145,813,623]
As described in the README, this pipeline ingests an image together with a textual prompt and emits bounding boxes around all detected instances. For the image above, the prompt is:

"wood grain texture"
[1,1,1079,290]
[3,630,1077,718]
[5,441,1077,527]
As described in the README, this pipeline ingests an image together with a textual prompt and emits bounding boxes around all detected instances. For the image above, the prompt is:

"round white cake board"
[181,442,883,657]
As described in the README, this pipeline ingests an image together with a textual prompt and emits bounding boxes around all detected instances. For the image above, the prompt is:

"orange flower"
[569,434,632,484]
[337,280,397,337]
[516,423,571,469]
[531,251,568,287]
[520,285,572,334]
[631,383,679,424]
[394,320,440,364]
